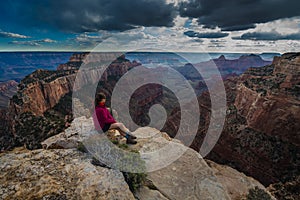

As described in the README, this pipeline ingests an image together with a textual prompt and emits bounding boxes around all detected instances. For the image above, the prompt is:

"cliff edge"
[0,116,274,200]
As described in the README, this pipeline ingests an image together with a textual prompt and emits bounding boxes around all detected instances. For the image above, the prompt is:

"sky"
[0,0,300,53]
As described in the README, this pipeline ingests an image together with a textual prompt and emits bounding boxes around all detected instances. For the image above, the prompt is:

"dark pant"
[102,123,111,133]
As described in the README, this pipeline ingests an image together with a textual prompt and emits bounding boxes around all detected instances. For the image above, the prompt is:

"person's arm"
[96,108,116,124]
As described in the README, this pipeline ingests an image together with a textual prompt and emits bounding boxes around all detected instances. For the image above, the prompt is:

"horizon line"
[0,50,283,54]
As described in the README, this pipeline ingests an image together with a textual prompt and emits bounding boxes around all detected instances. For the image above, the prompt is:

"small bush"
[118,143,129,149]
[246,187,272,200]
[77,142,88,153]
[123,172,147,193]
[111,140,118,144]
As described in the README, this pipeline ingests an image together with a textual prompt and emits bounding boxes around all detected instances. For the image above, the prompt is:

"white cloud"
[255,17,300,35]
[10,41,40,46]
[41,39,56,43]
[165,0,186,6]
[10,38,57,46]
[0,30,30,39]
[66,16,300,53]
[174,16,189,28]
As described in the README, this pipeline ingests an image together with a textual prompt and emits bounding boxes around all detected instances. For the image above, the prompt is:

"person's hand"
[112,109,119,120]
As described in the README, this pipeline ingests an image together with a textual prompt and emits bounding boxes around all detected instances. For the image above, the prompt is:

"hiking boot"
[126,137,137,145]
[127,132,137,139]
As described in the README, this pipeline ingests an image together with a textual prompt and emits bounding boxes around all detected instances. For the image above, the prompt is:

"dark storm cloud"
[22,0,177,32]
[233,31,300,40]
[184,30,229,38]
[179,0,300,31]
[220,24,256,32]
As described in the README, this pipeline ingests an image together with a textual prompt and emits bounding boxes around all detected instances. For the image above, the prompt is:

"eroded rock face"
[164,53,299,188]
[231,53,300,184]
[235,53,300,145]
[1,53,141,150]
[235,83,300,145]
[10,71,76,116]
[273,53,300,79]
[10,62,137,117]
[0,148,135,200]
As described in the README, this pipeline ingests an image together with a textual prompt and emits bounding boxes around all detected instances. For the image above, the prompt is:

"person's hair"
[95,92,106,106]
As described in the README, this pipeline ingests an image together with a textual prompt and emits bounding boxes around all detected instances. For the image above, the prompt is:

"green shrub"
[77,142,88,153]
[123,171,147,193]
[246,187,272,200]
[111,140,118,144]
[117,143,129,149]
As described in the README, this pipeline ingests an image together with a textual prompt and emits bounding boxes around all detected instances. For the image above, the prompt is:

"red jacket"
[92,104,116,131]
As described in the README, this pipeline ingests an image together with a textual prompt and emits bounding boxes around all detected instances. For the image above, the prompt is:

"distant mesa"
[217,55,226,60]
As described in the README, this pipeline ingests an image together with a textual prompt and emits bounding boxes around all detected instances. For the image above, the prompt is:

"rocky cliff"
[10,53,138,117]
[1,53,140,150]
[0,116,275,199]
[1,52,297,198]
[10,69,76,116]
[1,52,168,151]
[187,53,299,198]
[160,53,300,199]
[234,52,300,146]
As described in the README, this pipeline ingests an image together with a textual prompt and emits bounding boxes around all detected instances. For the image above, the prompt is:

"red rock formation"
[1,53,146,150]
[10,53,139,117]
[234,53,300,146]
[235,84,300,146]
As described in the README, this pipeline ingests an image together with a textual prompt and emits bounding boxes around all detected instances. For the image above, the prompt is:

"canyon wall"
[1,53,141,150]
[162,53,299,189]
[193,53,300,187]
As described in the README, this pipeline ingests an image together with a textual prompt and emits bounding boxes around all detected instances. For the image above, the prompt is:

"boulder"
[0,147,135,200]
[41,116,96,149]
[132,127,231,200]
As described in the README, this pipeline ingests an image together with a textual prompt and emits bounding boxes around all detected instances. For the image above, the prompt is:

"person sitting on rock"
[92,92,137,144]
